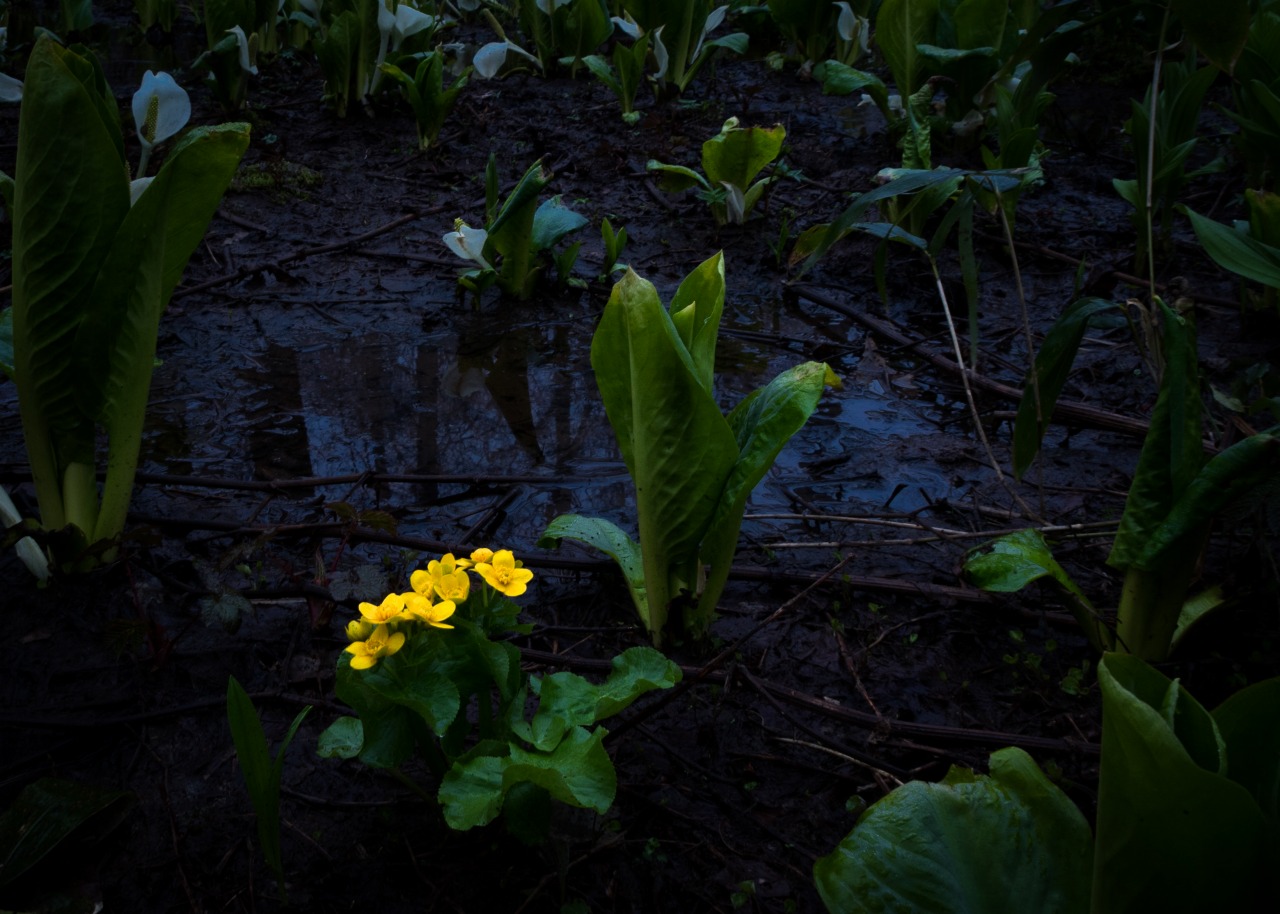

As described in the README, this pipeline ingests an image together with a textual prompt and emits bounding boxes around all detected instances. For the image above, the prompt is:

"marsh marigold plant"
[322,547,681,839]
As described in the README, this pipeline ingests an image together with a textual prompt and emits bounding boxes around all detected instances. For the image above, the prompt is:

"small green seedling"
[648,117,786,225]
[226,676,312,900]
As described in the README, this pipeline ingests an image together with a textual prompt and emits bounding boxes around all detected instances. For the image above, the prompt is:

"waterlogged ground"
[2,5,1280,912]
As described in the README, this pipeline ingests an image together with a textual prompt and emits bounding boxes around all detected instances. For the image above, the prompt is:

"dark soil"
[2,4,1279,912]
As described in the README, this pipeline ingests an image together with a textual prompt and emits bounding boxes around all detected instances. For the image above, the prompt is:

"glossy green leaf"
[875,0,938,97]
[1182,204,1280,289]
[316,716,364,759]
[440,727,616,829]
[530,195,588,251]
[537,513,648,628]
[1093,654,1267,914]
[667,249,725,389]
[1171,0,1250,74]
[1135,426,1280,570]
[12,38,130,530]
[589,263,739,639]
[82,123,250,544]
[701,120,785,194]
[1214,675,1280,880]
[694,360,836,628]
[1013,297,1120,479]
[0,778,134,890]
[647,160,708,193]
[1108,301,1202,570]
[814,747,1091,914]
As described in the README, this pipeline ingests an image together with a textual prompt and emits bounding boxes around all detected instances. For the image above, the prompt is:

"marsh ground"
[1,5,1279,911]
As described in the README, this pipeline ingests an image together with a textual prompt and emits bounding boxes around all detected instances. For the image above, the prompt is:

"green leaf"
[964,529,1089,600]
[1013,297,1121,478]
[692,361,836,631]
[814,747,1091,914]
[1093,654,1268,914]
[538,513,648,628]
[700,120,785,195]
[80,123,249,545]
[530,195,588,251]
[874,0,939,97]
[1214,676,1280,872]
[0,778,134,890]
[1171,0,1250,74]
[1133,426,1279,570]
[667,249,725,389]
[589,264,739,640]
[1108,302,1202,570]
[12,38,131,529]
[440,727,617,830]
[646,160,709,193]
[1181,205,1280,289]
[316,716,364,759]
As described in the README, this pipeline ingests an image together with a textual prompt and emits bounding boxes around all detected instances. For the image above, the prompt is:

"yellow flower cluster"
[344,548,534,670]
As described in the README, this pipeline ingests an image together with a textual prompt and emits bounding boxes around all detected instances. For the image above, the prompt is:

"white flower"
[0,485,49,583]
[443,220,493,270]
[610,14,642,40]
[535,0,571,13]
[132,70,191,148]
[472,39,539,79]
[129,176,155,206]
[0,71,21,103]
[651,25,669,80]
[394,3,434,41]
[227,25,259,74]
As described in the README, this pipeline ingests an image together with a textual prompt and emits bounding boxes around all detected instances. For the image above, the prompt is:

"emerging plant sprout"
[648,117,787,225]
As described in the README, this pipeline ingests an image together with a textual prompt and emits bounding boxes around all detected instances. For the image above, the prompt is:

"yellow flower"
[345,619,374,642]
[475,549,534,597]
[401,591,456,629]
[345,624,405,670]
[358,592,406,625]
[424,553,471,603]
[456,547,494,569]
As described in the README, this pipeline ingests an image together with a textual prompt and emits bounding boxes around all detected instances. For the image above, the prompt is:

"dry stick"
[124,511,994,602]
[998,198,1048,517]
[173,207,445,299]
[521,648,1096,758]
[788,282,1153,439]
[928,256,1042,522]
[604,555,860,744]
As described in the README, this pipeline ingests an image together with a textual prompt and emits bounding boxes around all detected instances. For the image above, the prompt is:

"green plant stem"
[1143,4,1172,296]
[62,461,99,540]
[1115,551,1199,662]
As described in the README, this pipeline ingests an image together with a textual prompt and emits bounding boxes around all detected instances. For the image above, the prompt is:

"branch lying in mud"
[787,281,1154,441]
[172,206,446,299]
[517,647,1098,762]
[123,509,991,604]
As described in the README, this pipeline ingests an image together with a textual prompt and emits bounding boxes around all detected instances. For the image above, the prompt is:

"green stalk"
[61,460,100,542]
[1114,541,1201,661]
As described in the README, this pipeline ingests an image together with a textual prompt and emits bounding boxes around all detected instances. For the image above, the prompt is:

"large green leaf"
[530,195,588,251]
[1108,301,1203,570]
[814,747,1091,914]
[700,120,785,194]
[590,265,739,639]
[440,727,617,829]
[874,0,939,97]
[1182,204,1280,289]
[693,360,835,628]
[0,778,134,891]
[537,513,649,628]
[1134,426,1280,570]
[1013,297,1120,479]
[1171,0,1250,74]
[666,249,725,391]
[1214,675,1280,892]
[1093,654,1267,914]
[513,646,681,751]
[78,123,249,543]
[12,39,130,528]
